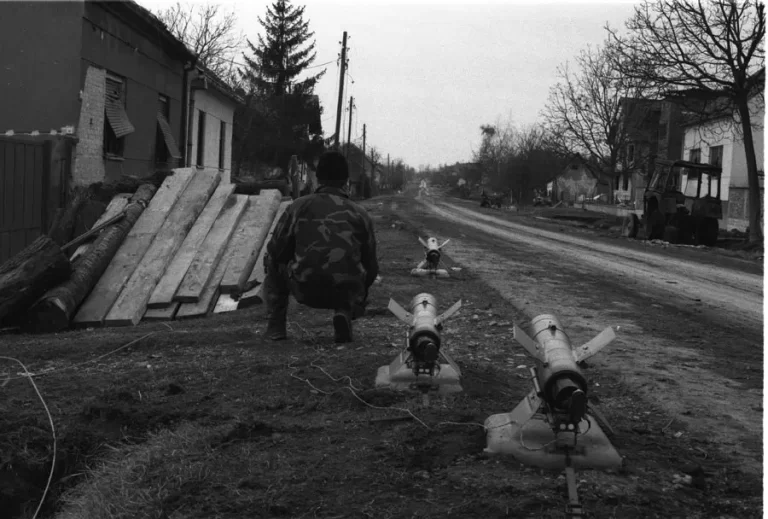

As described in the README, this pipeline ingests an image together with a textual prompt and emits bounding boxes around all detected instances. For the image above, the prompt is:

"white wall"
[190,87,236,181]
[682,94,764,200]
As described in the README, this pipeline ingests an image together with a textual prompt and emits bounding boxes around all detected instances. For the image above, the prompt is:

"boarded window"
[218,121,226,170]
[196,110,206,167]
[155,94,181,163]
[103,74,135,158]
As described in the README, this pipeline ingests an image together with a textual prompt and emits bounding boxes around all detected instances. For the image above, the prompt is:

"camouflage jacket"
[265,186,379,288]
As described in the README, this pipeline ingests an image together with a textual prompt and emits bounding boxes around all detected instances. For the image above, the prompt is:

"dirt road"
[397,195,763,475]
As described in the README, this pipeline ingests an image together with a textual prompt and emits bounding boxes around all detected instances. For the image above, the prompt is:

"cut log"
[147,182,235,309]
[73,169,195,327]
[24,185,156,333]
[104,171,222,326]
[48,186,90,246]
[219,189,282,294]
[174,194,249,303]
[70,194,131,263]
[237,199,292,307]
[143,302,180,321]
[0,236,71,325]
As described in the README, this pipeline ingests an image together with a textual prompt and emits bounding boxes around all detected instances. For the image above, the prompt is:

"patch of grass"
[56,422,223,519]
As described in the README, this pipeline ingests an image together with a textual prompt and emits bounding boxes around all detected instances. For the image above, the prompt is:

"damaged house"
[0,0,240,262]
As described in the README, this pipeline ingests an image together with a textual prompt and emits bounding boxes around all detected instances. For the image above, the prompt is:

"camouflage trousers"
[263,262,368,322]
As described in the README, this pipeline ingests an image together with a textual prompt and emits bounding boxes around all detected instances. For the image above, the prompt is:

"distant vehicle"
[622,159,722,246]
[533,195,553,207]
[481,189,504,209]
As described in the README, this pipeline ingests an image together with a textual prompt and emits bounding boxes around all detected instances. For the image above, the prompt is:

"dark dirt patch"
[0,193,762,519]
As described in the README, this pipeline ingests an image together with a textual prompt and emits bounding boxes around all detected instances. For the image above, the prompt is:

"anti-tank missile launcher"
[484,314,622,518]
[411,237,450,277]
[375,293,463,397]
[512,314,617,430]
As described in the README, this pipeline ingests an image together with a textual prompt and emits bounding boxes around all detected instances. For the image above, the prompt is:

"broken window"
[104,73,135,158]
[155,94,181,166]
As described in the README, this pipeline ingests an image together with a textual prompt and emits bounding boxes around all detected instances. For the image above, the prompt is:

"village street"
[390,190,763,476]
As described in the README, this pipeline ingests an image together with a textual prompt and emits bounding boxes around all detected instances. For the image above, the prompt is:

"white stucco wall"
[682,95,764,200]
[190,87,236,181]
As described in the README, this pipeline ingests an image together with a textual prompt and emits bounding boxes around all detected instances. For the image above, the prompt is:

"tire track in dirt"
[400,198,762,476]
[429,201,763,334]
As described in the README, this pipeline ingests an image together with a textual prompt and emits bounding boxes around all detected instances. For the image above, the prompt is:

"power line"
[210,57,336,73]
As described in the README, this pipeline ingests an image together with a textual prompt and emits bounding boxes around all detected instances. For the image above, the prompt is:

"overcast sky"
[139,0,638,169]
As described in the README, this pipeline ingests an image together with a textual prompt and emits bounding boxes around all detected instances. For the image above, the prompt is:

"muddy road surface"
[392,194,763,476]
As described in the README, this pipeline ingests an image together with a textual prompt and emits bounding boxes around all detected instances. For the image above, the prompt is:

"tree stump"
[25,184,157,333]
[0,236,71,326]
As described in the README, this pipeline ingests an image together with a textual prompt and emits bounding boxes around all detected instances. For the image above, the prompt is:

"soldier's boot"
[265,310,288,341]
[333,307,353,343]
[263,266,289,341]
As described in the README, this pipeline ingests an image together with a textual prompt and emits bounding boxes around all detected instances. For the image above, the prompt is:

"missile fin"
[575,326,616,363]
[418,237,429,248]
[436,299,462,326]
[512,324,542,360]
[438,239,450,249]
[506,388,542,425]
[388,298,412,324]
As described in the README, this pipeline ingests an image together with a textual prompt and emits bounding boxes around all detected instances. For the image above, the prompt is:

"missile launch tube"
[408,293,442,351]
[530,314,588,412]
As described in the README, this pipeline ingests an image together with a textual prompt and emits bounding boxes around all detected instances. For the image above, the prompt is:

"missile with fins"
[376,293,463,394]
[512,314,616,426]
[411,237,450,277]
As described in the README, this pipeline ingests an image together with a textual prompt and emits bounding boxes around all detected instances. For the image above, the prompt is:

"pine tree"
[241,0,325,96]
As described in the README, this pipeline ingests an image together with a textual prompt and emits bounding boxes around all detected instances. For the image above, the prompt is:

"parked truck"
[622,159,722,246]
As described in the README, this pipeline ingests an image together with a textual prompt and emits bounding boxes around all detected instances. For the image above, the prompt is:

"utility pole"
[362,123,366,197]
[333,31,348,148]
[346,95,354,158]
[362,123,366,170]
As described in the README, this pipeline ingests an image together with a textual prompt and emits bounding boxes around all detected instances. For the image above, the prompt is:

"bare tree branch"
[155,2,245,87]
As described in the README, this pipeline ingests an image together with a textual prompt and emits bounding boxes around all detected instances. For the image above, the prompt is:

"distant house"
[188,66,243,182]
[548,154,611,204]
[679,84,764,232]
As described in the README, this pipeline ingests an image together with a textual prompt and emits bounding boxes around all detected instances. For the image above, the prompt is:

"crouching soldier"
[262,150,379,343]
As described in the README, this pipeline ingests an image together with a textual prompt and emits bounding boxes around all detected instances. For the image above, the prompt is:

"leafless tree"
[541,43,651,202]
[156,2,245,87]
[606,0,765,242]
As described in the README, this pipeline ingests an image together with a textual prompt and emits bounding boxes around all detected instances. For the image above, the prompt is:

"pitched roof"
[101,1,195,62]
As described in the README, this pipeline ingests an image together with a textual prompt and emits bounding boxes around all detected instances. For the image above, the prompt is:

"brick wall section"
[71,66,106,186]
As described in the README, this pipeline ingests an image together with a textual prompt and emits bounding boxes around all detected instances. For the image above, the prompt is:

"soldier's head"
[316,150,349,188]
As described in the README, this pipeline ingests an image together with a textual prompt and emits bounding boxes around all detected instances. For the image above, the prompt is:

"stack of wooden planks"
[69,167,289,327]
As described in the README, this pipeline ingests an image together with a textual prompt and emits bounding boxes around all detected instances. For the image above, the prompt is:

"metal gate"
[0,137,49,264]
